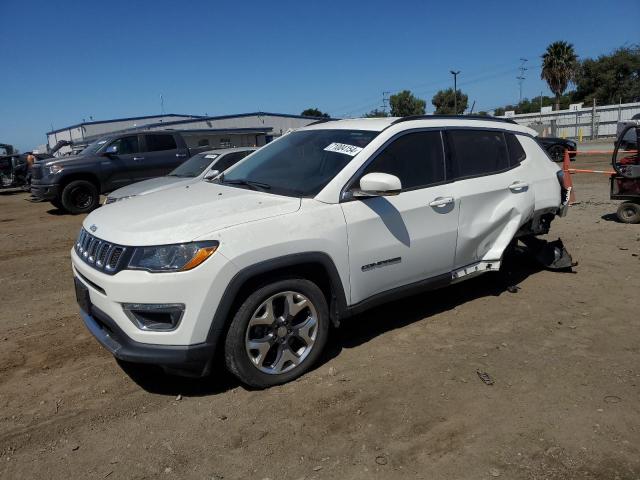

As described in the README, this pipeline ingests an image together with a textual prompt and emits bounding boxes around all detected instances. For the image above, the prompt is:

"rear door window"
[447,130,509,179]
[145,134,177,152]
[361,131,445,191]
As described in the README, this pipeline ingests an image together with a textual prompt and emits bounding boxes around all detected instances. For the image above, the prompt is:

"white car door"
[341,130,459,305]
[445,130,535,269]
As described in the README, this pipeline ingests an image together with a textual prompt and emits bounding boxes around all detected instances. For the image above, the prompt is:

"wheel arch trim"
[205,251,348,347]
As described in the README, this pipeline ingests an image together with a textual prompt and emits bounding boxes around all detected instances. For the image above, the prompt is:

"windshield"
[80,137,110,155]
[220,129,378,197]
[169,153,218,177]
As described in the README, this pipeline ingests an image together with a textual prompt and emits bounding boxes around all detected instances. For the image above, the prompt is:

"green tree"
[364,108,389,118]
[573,45,640,104]
[301,108,330,118]
[389,90,426,116]
[541,41,579,111]
[431,88,468,114]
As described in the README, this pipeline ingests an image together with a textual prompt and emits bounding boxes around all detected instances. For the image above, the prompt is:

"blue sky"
[1,0,638,151]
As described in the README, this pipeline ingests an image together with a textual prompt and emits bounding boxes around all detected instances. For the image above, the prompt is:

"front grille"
[75,228,129,274]
[31,163,43,180]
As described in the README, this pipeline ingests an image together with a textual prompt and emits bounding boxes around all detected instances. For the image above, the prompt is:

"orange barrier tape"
[568,169,615,174]
[566,150,638,155]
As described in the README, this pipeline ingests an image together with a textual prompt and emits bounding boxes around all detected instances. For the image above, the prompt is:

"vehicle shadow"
[122,248,557,396]
[601,213,620,223]
[117,359,240,397]
[46,208,67,216]
[322,248,547,358]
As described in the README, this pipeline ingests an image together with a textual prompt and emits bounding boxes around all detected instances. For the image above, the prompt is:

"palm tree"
[541,41,578,111]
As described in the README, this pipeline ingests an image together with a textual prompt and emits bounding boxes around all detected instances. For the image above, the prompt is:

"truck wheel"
[548,144,565,162]
[61,180,99,214]
[616,202,640,224]
[224,278,329,388]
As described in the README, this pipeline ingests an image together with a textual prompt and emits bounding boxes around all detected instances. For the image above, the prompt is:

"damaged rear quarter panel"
[519,136,563,211]
[453,162,535,267]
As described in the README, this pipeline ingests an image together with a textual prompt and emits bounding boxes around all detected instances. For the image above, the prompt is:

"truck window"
[145,134,177,152]
[110,136,140,155]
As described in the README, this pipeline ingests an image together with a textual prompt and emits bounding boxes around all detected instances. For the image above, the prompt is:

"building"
[46,112,321,155]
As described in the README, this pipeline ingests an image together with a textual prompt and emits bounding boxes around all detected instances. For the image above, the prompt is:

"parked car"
[104,147,257,204]
[31,131,210,214]
[71,115,568,388]
[537,136,577,162]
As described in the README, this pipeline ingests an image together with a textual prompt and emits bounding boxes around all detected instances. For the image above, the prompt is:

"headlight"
[47,164,63,175]
[128,241,218,272]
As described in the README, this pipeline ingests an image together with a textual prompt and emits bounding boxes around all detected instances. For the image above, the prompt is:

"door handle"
[509,181,529,192]
[429,196,454,208]
[133,156,144,161]
[176,153,187,158]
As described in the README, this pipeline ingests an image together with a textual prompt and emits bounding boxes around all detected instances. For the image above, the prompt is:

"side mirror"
[204,169,220,180]
[355,172,402,197]
[103,144,119,156]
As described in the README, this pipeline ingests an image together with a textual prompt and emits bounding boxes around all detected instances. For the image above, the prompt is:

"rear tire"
[548,144,565,162]
[224,278,329,388]
[616,202,640,224]
[60,180,99,214]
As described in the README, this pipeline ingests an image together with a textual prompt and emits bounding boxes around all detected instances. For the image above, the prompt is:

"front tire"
[616,202,640,224]
[224,278,329,388]
[60,180,99,214]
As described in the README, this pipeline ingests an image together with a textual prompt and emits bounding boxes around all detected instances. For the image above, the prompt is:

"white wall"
[499,102,640,139]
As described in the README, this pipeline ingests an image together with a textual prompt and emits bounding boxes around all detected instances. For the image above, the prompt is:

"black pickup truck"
[31,132,204,213]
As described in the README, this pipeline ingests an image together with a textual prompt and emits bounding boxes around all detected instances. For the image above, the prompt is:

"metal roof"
[47,112,323,136]
[46,114,205,135]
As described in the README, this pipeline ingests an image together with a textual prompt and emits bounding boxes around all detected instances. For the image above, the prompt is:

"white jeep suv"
[71,116,568,388]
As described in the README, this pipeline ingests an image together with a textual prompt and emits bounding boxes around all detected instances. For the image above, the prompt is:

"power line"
[381,91,391,115]
[517,58,528,103]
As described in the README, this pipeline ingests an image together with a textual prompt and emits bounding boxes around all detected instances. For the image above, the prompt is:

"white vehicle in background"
[71,116,568,388]
[104,147,257,204]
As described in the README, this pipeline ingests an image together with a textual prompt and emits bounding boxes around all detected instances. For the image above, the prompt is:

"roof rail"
[390,114,518,125]
[306,118,338,126]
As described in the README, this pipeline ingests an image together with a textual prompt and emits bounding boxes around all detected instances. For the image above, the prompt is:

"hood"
[84,181,301,246]
[41,153,90,166]
[108,176,194,199]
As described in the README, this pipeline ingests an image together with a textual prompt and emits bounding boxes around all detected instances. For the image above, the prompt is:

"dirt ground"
[1,154,639,480]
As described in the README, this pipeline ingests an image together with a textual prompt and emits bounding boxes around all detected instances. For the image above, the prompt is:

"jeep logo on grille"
[89,224,97,232]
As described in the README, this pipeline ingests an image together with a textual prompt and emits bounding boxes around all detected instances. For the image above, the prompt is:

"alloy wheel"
[245,291,318,374]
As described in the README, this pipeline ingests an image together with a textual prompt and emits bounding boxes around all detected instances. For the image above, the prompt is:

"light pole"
[450,70,460,114]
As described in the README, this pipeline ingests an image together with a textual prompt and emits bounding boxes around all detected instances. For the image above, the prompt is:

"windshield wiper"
[219,177,271,191]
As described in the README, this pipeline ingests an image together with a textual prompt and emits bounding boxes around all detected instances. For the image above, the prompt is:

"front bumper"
[30,182,60,201]
[81,304,214,376]
[71,242,239,373]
